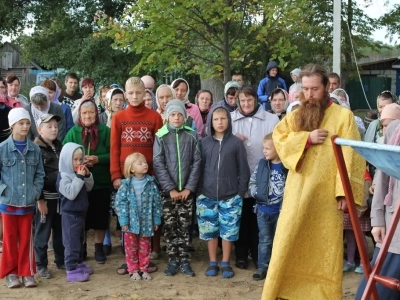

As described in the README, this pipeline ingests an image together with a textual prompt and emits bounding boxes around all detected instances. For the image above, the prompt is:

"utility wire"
[345,19,372,110]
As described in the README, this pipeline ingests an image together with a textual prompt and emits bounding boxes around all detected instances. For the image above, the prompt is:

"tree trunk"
[200,76,225,102]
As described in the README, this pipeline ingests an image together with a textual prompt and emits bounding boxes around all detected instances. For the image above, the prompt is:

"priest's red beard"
[294,93,329,132]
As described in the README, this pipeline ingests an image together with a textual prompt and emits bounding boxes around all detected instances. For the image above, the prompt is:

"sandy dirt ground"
[0,222,372,300]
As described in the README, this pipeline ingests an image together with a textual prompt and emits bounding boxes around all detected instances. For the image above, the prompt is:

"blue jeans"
[257,210,279,271]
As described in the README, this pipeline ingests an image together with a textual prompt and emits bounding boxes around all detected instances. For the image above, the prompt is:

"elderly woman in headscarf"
[25,86,66,141]
[99,88,125,127]
[63,98,111,264]
[155,84,176,122]
[71,78,99,124]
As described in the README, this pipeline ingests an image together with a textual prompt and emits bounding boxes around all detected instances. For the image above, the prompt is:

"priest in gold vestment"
[262,64,365,300]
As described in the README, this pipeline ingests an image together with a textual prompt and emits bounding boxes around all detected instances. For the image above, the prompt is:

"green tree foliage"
[3,0,387,88]
[14,0,137,85]
[380,3,400,42]
[98,0,312,83]
[98,0,381,85]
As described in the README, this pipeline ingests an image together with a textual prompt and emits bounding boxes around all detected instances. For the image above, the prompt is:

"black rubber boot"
[95,243,107,264]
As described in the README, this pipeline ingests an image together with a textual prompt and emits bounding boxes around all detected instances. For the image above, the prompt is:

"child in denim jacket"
[0,108,45,288]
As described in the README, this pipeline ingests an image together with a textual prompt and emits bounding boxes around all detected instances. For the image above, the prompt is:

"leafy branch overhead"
[0,0,389,86]
[97,0,382,83]
[98,0,311,82]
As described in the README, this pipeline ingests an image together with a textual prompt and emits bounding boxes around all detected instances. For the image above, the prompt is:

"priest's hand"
[310,129,328,144]
[337,196,347,211]
[372,226,386,243]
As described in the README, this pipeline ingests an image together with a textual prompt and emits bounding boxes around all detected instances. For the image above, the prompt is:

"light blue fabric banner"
[334,138,400,180]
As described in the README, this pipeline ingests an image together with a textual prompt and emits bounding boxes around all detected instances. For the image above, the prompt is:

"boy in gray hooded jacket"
[56,142,94,282]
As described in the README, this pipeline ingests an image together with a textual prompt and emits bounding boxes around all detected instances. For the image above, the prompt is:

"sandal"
[148,262,158,273]
[205,265,220,277]
[141,272,152,280]
[221,265,234,279]
[116,264,129,275]
[118,262,158,275]
[130,272,142,281]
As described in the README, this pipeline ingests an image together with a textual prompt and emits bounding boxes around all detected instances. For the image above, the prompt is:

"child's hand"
[154,225,158,231]
[82,165,90,175]
[179,189,191,201]
[76,165,87,176]
[37,200,48,215]
[170,189,181,201]
[122,225,128,231]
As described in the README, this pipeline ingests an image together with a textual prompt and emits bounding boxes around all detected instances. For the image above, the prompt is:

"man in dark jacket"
[257,61,287,111]
[197,105,250,279]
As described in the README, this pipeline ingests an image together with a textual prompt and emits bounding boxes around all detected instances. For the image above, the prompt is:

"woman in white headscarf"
[25,86,66,141]
[99,88,125,128]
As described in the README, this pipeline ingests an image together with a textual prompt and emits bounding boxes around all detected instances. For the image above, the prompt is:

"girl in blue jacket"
[115,152,162,281]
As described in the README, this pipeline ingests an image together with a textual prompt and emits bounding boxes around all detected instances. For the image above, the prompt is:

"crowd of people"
[0,62,399,299]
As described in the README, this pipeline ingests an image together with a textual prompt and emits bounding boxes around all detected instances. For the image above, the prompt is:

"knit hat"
[381,103,400,121]
[290,68,301,77]
[8,107,31,127]
[37,113,61,127]
[165,99,187,120]
[29,86,49,102]
[224,81,241,95]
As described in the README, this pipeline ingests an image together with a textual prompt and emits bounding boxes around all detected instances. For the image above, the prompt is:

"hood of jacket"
[170,78,190,102]
[205,105,232,139]
[266,61,279,77]
[59,142,85,174]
